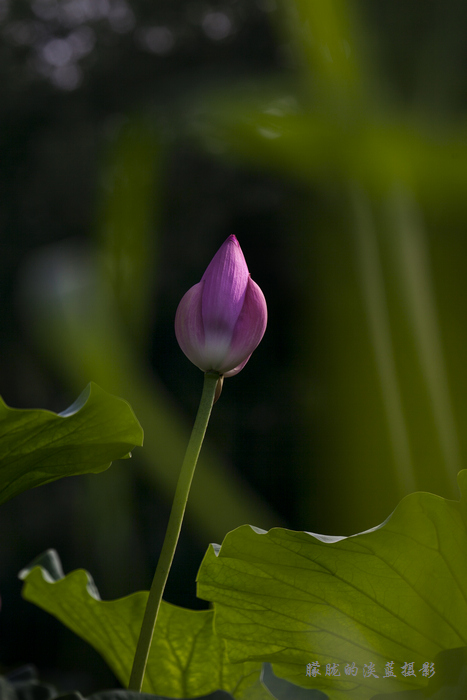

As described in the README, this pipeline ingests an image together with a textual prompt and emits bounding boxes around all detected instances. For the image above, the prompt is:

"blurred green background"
[1,0,467,693]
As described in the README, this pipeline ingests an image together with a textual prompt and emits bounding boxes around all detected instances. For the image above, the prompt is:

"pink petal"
[174,281,207,370]
[217,276,267,375]
[223,354,252,378]
[201,235,250,340]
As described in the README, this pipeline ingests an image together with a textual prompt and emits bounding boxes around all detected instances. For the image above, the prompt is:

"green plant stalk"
[128,370,220,692]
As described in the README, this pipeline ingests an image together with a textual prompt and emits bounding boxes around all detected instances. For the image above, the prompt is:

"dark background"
[1,0,467,693]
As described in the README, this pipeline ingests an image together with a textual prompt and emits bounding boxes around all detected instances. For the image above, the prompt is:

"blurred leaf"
[279,0,365,99]
[55,692,233,700]
[0,670,235,700]
[20,551,273,700]
[0,382,143,505]
[85,692,233,700]
[97,117,162,347]
[189,85,467,209]
[1,665,57,700]
[197,471,467,700]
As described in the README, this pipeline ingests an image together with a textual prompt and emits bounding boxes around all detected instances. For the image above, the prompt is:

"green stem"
[128,370,220,692]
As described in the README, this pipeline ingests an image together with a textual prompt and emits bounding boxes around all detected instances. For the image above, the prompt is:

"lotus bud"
[175,235,267,378]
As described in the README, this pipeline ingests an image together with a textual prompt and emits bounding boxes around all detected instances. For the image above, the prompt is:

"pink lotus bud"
[175,235,267,377]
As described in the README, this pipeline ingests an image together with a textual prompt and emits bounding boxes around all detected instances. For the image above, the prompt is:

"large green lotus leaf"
[0,382,143,504]
[197,471,467,700]
[19,551,273,700]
